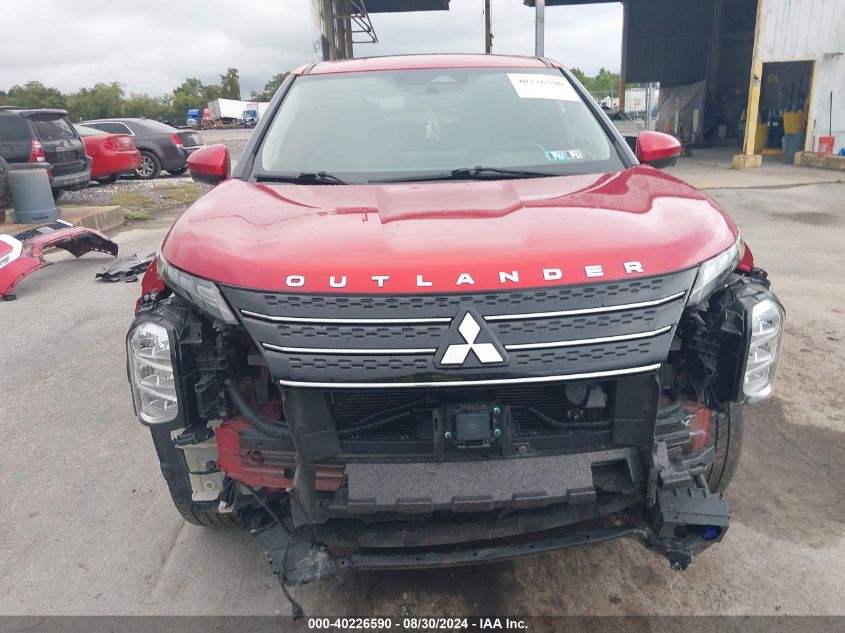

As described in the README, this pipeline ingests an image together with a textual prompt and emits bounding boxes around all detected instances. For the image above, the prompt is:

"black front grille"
[12,221,72,242]
[238,273,687,319]
[330,382,612,441]
[222,269,696,388]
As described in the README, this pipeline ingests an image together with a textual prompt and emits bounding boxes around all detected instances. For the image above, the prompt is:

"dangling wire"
[244,484,304,620]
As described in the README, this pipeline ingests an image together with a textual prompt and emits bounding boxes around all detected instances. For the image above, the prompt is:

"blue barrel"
[8,167,61,224]
[783,133,805,165]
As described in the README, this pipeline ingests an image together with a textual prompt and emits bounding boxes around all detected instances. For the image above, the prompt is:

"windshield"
[32,116,78,142]
[256,68,624,183]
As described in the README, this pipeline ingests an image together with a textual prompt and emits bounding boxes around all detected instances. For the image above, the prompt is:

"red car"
[127,55,784,590]
[74,124,140,184]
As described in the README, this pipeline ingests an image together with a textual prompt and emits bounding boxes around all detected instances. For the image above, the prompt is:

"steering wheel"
[477,141,548,163]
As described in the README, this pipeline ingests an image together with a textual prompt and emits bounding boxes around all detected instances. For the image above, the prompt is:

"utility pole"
[535,0,545,57]
[484,0,493,54]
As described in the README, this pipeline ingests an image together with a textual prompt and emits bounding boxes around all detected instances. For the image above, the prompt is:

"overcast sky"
[0,0,622,97]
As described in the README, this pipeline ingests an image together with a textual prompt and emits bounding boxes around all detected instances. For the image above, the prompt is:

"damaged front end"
[127,248,783,585]
[0,220,118,300]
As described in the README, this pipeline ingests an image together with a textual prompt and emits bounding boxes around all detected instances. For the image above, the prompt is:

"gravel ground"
[60,128,251,209]
[60,174,196,207]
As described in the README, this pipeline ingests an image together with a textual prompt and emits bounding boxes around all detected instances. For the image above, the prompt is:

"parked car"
[0,107,90,198]
[128,55,783,588]
[603,106,645,152]
[602,108,645,152]
[79,118,203,180]
[74,124,141,184]
[0,155,8,222]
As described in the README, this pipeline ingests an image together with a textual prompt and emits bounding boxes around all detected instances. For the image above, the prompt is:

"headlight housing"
[743,297,784,403]
[687,238,743,306]
[127,321,179,424]
[157,253,237,324]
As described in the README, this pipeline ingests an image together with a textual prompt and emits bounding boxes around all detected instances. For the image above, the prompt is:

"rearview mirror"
[636,131,682,169]
[187,144,231,185]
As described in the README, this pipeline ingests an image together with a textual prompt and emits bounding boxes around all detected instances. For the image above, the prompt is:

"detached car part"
[0,220,118,300]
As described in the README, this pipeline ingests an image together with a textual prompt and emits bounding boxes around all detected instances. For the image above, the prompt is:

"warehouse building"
[312,0,844,167]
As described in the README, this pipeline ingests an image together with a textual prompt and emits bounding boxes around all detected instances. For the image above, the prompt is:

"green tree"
[250,72,289,102]
[219,68,241,100]
[3,81,67,109]
[202,83,222,103]
[66,82,125,121]
[124,93,171,120]
[172,77,207,115]
[591,67,621,97]
[568,67,591,91]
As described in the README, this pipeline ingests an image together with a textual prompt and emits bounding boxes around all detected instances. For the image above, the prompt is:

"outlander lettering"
[281,262,645,290]
[129,55,784,588]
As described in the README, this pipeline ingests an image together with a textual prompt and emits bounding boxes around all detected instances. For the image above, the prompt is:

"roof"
[307,54,550,75]
[79,117,146,123]
[366,0,449,12]
[523,0,619,5]
[0,107,68,117]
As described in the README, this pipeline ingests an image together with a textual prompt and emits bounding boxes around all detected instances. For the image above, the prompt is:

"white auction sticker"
[508,73,579,101]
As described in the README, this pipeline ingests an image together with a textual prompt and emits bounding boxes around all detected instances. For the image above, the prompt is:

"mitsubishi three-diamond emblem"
[434,309,508,368]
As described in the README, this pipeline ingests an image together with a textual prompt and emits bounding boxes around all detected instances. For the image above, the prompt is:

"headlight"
[687,238,743,305]
[157,253,237,324]
[0,235,22,269]
[743,298,784,403]
[127,322,178,424]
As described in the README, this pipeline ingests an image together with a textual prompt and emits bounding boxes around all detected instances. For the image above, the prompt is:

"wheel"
[167,167,187,176]
[52,188,65,201]
[705,404,743,492]
[149,427,240,528]
[96,174,120,185]
[135,151,161,180]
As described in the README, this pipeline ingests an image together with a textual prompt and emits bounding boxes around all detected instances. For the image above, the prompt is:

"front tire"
[149,427,240,528]
[96,174,120,185]
[705,404,743,492]
[135,151,161,180]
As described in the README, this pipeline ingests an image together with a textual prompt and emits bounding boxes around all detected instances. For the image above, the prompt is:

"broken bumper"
[254,485,730,585]
[246,443,731,585]
[0,221,118,300]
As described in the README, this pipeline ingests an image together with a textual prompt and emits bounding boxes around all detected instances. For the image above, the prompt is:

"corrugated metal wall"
[760,0,845,152]
[760,0,843,60]
[625,0,716,84]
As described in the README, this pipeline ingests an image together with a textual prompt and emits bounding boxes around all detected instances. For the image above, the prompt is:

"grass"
[123,210,151,222]
[110,182,203,216]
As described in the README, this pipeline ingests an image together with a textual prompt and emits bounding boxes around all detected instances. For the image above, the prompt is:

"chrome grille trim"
[263,343,438,355]
[261,325,673,356]
[241,309,450,325]
[484,291,687,322]
[503,325,673,351]
[239,290,686,325]
[277,363,662,389]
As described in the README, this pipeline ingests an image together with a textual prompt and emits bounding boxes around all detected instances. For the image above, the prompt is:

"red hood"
[161,166,738,293]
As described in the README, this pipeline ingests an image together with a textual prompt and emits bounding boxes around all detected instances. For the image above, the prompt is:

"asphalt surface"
[0,181,843,616]
[199,127,253,163]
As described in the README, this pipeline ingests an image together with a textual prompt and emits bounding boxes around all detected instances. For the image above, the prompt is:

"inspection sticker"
[545,149,584,161]
[508,73,579,101]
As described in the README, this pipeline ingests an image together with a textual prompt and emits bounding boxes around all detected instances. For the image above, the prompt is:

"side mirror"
[187,144,231,185]
[636,131,682,169]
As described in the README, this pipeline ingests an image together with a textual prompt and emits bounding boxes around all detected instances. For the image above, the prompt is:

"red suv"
[128,55,784,590]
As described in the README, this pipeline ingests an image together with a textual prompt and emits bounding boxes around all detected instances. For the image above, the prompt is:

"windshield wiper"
[372,166,556,184]
[254,171,348,185]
